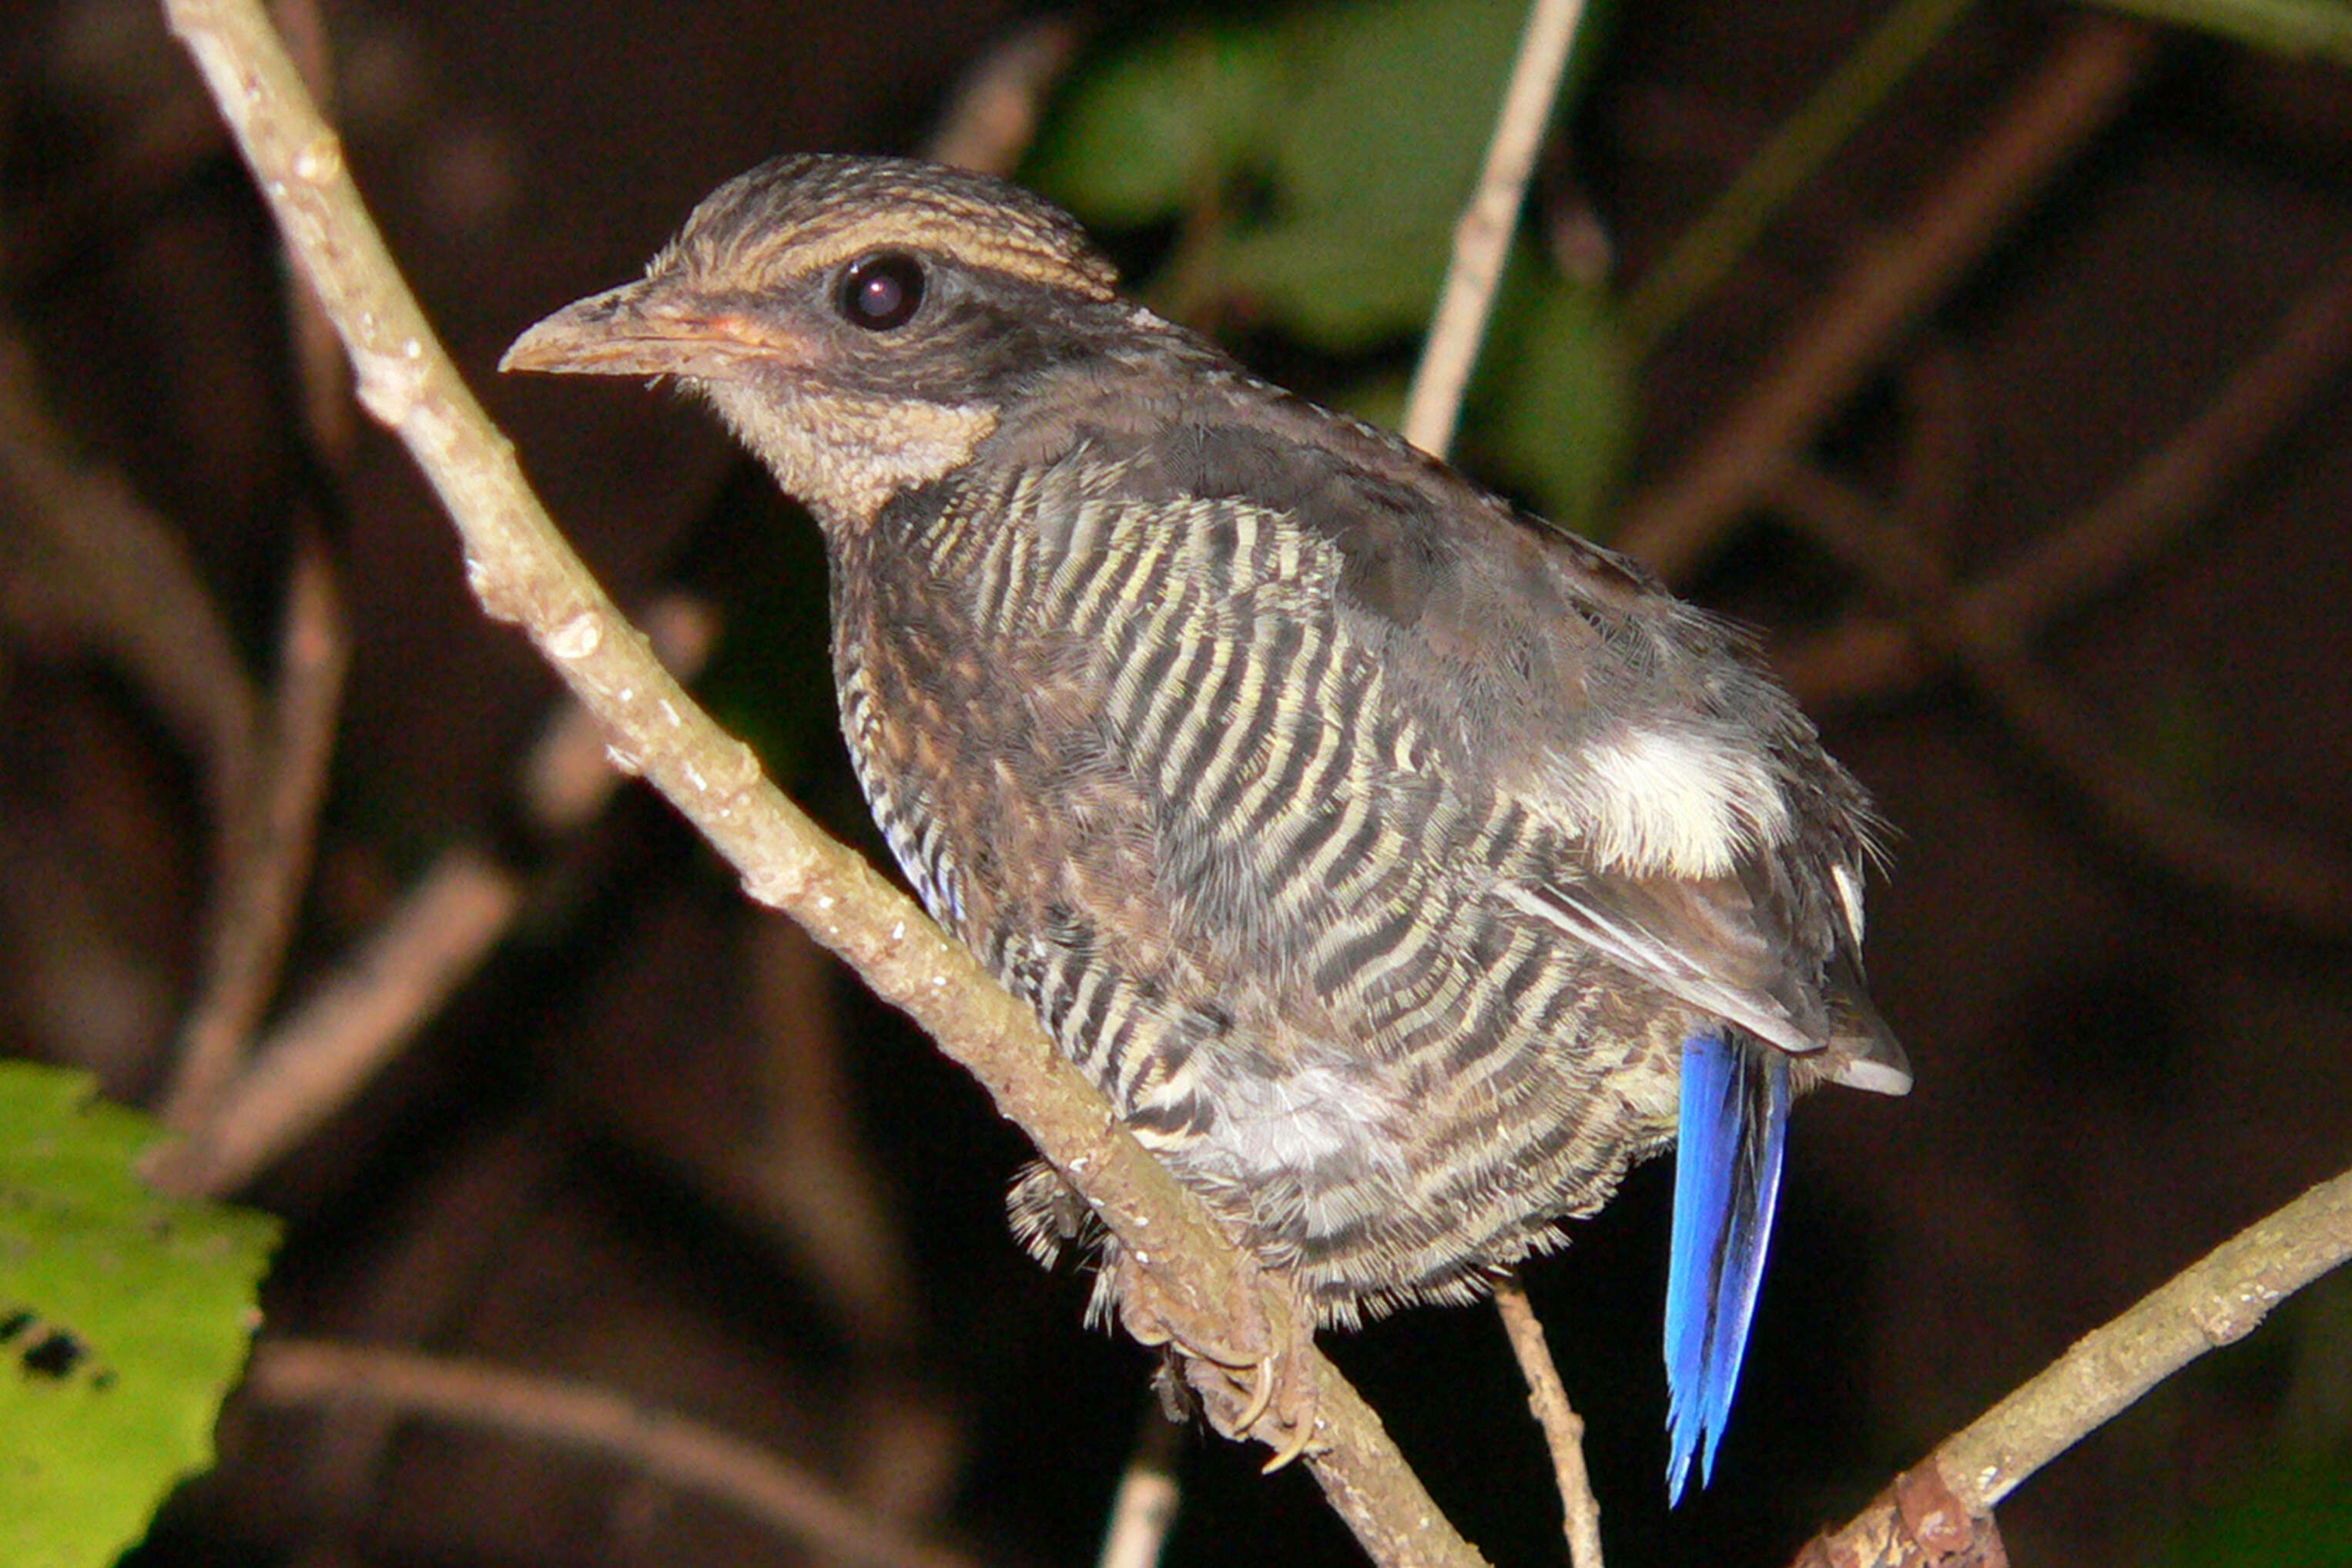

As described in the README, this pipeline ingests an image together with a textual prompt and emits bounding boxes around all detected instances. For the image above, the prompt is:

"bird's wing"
[994,391,1905,1086]
[1129,402,1895,1060]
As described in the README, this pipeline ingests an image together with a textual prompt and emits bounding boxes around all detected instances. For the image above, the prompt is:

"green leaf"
[1224,0,1534,348]
[1024,25,1284,226]
[1022,0,1630,521]
[0,1064,280,1568]
[1030,0,1546,350]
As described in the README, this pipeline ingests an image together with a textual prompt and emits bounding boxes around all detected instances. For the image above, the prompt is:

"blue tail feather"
[1664,1030,1791,1503]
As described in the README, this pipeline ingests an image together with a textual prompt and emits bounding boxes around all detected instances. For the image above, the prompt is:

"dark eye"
[837,251,926,330]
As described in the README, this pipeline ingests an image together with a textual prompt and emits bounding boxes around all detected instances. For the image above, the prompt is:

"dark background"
[3,1,2348,1564]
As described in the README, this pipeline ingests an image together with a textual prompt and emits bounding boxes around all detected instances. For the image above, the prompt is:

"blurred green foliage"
[0,1064,280,1568]
[2162,1449,2352,1568]
[1022,0,1630,534]
[2091,0,2352,63]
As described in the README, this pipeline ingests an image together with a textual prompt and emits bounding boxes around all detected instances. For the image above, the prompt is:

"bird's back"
[833,349,1867,1324]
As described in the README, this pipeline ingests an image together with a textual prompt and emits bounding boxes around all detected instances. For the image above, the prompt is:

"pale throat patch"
[699,377,1000,524]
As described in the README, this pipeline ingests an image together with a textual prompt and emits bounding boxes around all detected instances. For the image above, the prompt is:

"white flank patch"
[1570,729,1789,876]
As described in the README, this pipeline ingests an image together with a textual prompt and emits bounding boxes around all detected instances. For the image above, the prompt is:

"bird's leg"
[1111,1243,1324,1470]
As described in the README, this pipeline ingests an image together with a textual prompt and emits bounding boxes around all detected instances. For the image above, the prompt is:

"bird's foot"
[1113,1250,1322,1470]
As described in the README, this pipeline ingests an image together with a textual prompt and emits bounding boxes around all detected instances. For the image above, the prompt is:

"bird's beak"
[501,275,812,379]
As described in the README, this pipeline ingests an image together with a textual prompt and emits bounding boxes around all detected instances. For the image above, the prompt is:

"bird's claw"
[1232,1355,1277,1432]
[1114,1252,1323,1468]
[1196,1338,1318,1471]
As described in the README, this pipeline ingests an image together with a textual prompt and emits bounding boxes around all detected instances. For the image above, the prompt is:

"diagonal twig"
[1618,0,1977,359]
[160,527,350,1131]
[1394,0,1612,1546]
[158,2,1485,1563]
[1402,0,1592,457]
[1771,462,2352,937]
[0,327,259,826]
[1796,1166,2352,1566]
[1493,1275,1603,1568]
[1783,256,2352,712]
[146,595,717,1199]
[1614,15,2159,582]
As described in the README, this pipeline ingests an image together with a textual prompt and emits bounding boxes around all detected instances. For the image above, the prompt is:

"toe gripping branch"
[1114,1246,1322,1472]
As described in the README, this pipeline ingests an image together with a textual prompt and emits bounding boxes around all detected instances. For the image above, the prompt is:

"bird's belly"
[1142,987,1682,1323]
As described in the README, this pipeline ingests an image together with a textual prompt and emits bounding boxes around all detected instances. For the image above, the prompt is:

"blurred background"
[3,0,2350,1563]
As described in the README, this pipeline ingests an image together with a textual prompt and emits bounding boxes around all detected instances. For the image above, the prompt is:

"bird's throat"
[702,377,1000,528]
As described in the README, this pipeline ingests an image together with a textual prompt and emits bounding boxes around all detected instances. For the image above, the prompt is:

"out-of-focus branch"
[1402,0,1590,456]
[0,327,258,823]
[923,16,1083,177]
[160,3,1486,1563]
[1614,16,2158,582]
[1958,256,2352,650]
[161,528,350,1131]
[1096,1406,1184,1568]
[246,1339,986,1568]
[1617,0,1976,358]
[149,846,520,1194]
[1771,462,2352,938]
[1796,1167,2352,1566]
[148,595,718,1198]
[1784,257,2352,709]
[0,317,339,1129]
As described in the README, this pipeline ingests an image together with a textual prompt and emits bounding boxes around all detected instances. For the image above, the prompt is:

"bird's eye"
[837,251,926,330]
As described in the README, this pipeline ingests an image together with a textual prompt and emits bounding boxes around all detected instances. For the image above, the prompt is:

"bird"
[503,152,1910,1499]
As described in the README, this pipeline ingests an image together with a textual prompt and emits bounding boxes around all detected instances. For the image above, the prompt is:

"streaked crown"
[652,153,1123,302]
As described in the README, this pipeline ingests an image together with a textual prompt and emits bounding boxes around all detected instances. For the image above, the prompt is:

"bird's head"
[503,154,1132,524]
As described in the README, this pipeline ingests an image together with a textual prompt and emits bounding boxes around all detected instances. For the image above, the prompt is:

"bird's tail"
[1664,1027,1791,1503]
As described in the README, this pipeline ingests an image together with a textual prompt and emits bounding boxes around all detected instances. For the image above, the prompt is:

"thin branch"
[1784,256,2352,711]
[1492,1277,1603,1568]
[1945,1167,2352,1509]
[2086,0,2352,65]
[1097,1406,1185,1568]
[923,16,1084,177]
[1618,0,1977,358]
[1955,256,2352,652]
[149,593,715,1198]
[1401,0,1591,457]
[0,320,338,1128]
[147,847,523,1195]
[161,527,350,1130]
[159,3,1485,1563]
[243,1339,984,1568]
[0,326,259,825]
[1774,616,1931,711]
[1888,342,1976,559]
[1796,1167,2352,1565]
[1613,15,2159,582]
[743,912,920,1348]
